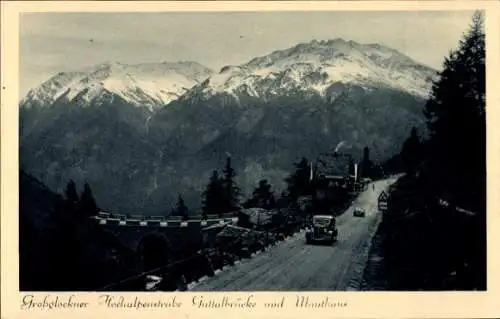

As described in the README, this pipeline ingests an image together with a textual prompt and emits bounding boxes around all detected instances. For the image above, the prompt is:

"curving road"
[189,177,399,291]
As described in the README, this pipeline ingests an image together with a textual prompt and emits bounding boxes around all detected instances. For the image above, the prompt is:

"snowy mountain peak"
[21,61,214,111]
[190,38,437,101]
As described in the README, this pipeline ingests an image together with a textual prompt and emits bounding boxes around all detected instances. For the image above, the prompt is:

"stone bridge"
[92,212,238,272]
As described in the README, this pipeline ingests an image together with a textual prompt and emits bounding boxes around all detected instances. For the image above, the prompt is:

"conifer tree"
[221,156,240,214]
[285,158,311,201]
[65,179,79,204]
[423,10,485,210]
[80,181,98,217]
[249,179,276,209]
[173,194,188,219]
[202,170,224,215]
[413,11,486,289]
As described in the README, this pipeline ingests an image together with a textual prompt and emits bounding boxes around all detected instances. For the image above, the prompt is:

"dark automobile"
[353,208,366,217]
[305,215,338,245]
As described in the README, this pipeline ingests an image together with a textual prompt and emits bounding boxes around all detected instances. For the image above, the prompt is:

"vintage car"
[305,215,338,245]
[353,208,366,217]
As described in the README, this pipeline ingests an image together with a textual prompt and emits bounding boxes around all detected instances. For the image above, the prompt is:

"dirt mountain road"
[189,177,399,291]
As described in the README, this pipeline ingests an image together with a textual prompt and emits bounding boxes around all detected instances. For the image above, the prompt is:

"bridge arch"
[137,232,171,272]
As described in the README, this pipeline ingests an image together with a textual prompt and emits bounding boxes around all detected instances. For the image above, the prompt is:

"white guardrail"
[94,213,238,227]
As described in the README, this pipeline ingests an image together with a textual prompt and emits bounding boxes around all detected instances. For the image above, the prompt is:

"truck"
[305,215,338,245]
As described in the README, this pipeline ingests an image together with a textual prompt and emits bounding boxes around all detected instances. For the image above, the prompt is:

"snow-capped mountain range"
[21,38,437,111]
[185,38,436,103]
[20,38,438,215]
[21,61,214,111]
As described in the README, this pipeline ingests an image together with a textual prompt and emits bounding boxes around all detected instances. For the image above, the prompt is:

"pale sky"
[20,11,475,97]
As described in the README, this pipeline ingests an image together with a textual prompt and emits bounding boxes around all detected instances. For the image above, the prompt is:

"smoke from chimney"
[334,141,351,153]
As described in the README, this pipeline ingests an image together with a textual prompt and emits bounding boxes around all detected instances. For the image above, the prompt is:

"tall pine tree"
[248,179,276,209]
[285,157,312,201]
[80,181,98,217]
[202,170,224,215]
[64,179,80,216]
[65,179,79,204]
[416,11,486,289]
[423,11,485,210]
[173,194,189,220]
[221,156,240,214]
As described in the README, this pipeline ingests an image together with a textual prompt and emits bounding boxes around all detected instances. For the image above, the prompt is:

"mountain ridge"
[20,38,436,214]
[21,60,214,111]
[21,38,437,110]
[177,38,437,105]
